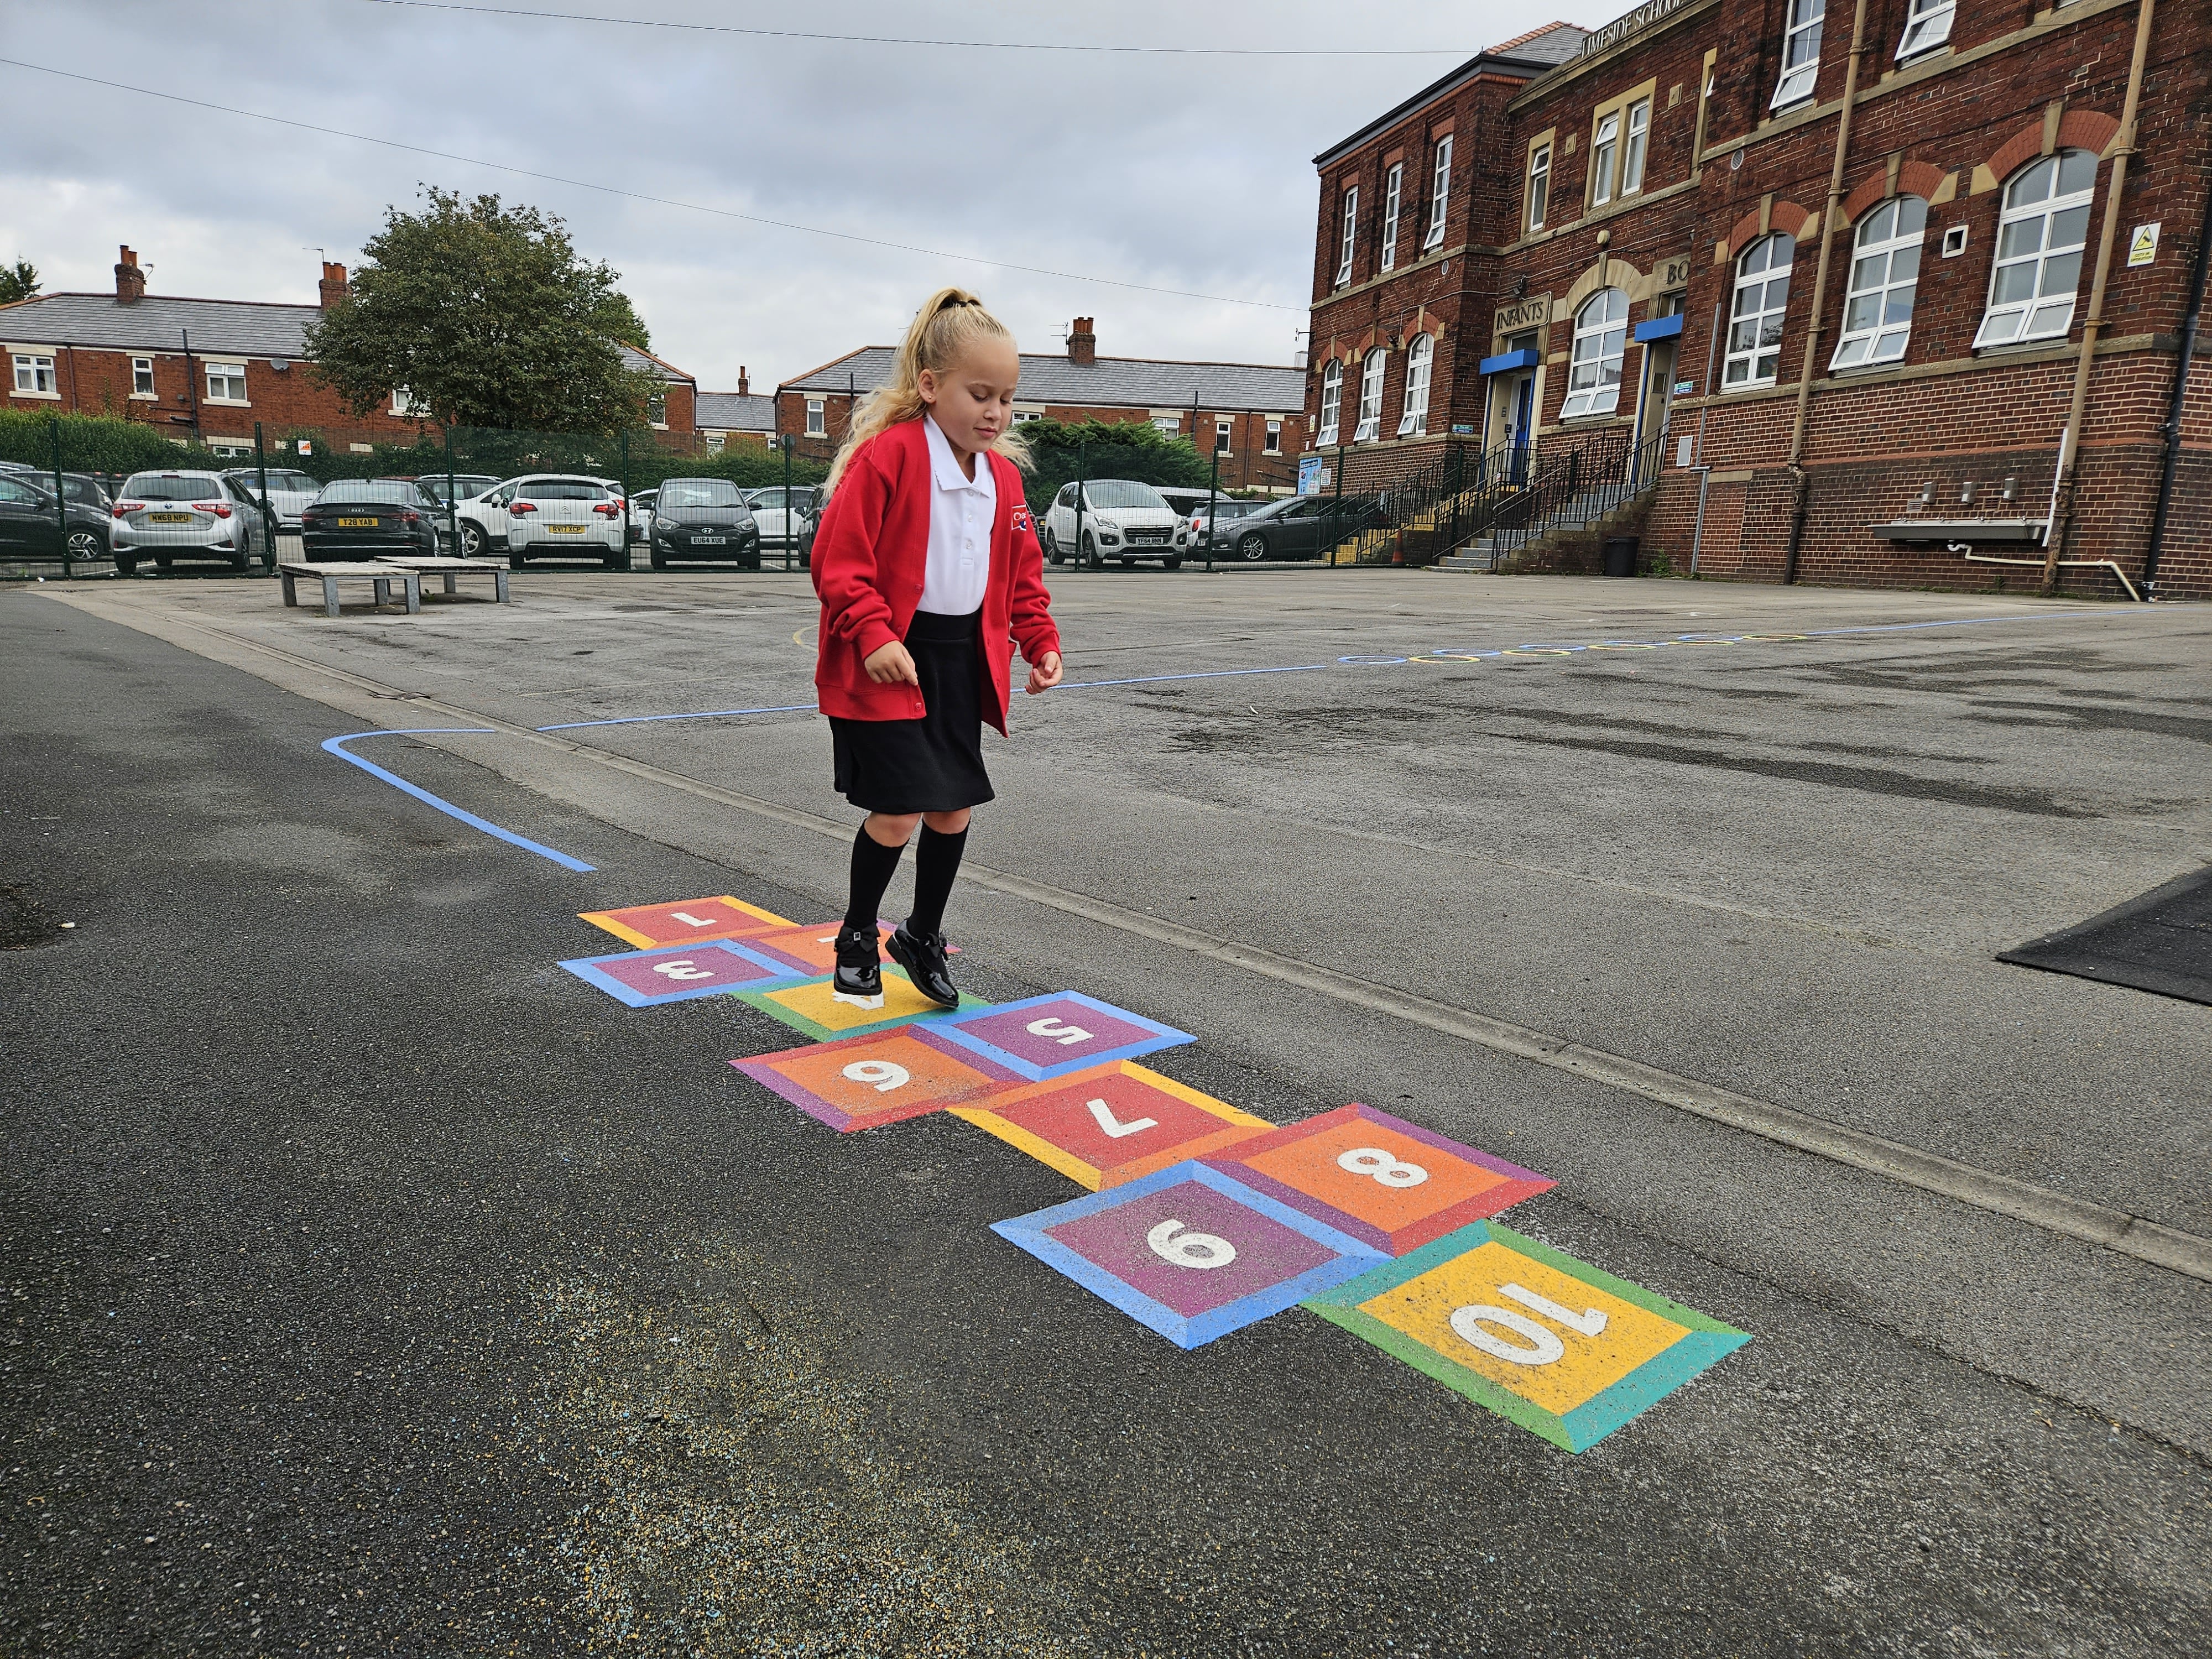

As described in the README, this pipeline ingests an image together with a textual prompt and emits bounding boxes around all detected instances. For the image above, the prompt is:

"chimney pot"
[1067,316,1097,367]
[738,366,749,396]
[319,261,349,308]
[114,244,145,304]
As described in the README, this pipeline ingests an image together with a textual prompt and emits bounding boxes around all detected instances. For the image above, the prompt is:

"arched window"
[1353,347,1388,442]
[1724,233,1796,387]
[1974,149,2097,348]
[1317,359,1342,446]
[1397,333,1433,436]
[1831,196,1927,370]
[1559,289,1628,419]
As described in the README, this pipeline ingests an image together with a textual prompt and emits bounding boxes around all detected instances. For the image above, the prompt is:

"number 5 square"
[928,992,1194,1082]
[952,1061,1272,1190]
[733,1026,1022,1133]
[992,1162,1386,1349]
[1204,1103,1553,1256]
[560,940,807,1007]
[1305,1220,1750,1452]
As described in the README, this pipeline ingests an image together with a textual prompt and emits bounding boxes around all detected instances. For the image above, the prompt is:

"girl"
[810,288,1063,1009]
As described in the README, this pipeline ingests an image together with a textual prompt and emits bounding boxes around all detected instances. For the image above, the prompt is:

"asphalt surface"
[4,570,2209,1658]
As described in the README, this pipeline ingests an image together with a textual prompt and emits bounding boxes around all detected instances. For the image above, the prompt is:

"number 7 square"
[952,1061,1272,1190]
[732,1026,1022,1133]
[1203,1103,1553,1256]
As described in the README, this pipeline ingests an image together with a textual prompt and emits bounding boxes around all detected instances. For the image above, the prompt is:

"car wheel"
[1082,534,1100,570]
[1163,555,1182,571]
[1043,528,1060,565]
[460,522,487,559]
[230,553,251,572]
[154,554,173,570]
[650,549,667,570]
[603,550,630,571]
[66,529,103,565]
[113,553,138,577]
[742,557,760,571]
[1238,533,1267,562]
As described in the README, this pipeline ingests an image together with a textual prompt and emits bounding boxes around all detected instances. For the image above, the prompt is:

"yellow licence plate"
[548,524,587,534]
[148,512,193,524]
[337,517,377,528]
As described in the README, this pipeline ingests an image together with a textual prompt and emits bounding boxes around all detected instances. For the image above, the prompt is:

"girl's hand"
[1025,650,1063,695]
[865,640,920,686]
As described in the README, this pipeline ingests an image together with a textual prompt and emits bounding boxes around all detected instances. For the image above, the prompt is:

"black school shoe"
[831,921,883,1003]
[886,925,959,1009]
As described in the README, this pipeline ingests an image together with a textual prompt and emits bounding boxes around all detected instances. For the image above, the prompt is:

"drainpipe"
[1781,0,1872,584]
[2141,58,2207,595]
[2043,0,2157,593]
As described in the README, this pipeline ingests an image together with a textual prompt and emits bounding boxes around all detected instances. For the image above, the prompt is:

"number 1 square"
[579,896,791,949]
[930,992,1194,1082]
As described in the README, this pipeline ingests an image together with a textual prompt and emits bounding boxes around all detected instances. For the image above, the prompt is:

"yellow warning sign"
[2128,222,2161,268]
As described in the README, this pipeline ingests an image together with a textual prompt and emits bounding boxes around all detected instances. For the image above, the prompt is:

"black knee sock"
[907,825,968,938]
[844,826,905,931]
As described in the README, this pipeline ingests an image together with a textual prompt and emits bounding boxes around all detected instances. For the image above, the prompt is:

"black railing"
[1485,431,1665,565]
[1317,438,1545,567]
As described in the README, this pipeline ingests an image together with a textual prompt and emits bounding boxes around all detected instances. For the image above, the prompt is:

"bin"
[1602,535,1639,578]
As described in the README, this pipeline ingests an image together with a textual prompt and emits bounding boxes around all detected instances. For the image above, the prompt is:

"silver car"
[221,466,324,532]
[110,470,271,572]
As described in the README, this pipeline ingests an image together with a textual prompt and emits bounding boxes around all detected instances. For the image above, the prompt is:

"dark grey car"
[649,478,761,569]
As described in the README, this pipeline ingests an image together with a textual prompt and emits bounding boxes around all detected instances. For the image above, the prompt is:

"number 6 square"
[732,1026,1022,1133]
[992,1162,1387,1349]
[1203,1103,1554,1256]
[928,992,1194,1082]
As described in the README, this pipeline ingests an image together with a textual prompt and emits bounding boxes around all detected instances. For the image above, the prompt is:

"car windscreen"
[319,481,421,504]
[517,480,608,500]
[1243,498,1298,520]
[659,480,745,509]
[1083,481,1169,511]
[123,475,223,501]
[747,489,785,508]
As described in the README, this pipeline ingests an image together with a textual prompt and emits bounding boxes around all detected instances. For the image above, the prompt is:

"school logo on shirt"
[1012,506,1035,534]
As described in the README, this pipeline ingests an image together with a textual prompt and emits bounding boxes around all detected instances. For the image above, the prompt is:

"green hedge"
[1010,418,1213,513]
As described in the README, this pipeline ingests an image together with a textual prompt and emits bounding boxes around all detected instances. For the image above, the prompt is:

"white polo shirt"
[919,414,994,615]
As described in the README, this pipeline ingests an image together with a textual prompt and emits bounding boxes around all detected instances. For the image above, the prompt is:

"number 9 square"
[992,1162,1386,1349]
[733,1027,1021,1133]
[1204,1102,1553,1256]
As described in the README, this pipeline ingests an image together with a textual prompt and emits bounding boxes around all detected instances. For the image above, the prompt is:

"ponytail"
[823,286,1031,495]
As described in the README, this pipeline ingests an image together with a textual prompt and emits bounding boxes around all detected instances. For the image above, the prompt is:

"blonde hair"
[823,286,1030,494]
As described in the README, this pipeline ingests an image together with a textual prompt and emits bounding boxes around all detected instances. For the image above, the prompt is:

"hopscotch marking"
[560,939,807,1006]
[735,1025,1021,1133]
[735,969,977,1042]
[581,896,790,950]
[745,920,897,977]
[952,1060,1272,1190]
[929,992,1194,1082]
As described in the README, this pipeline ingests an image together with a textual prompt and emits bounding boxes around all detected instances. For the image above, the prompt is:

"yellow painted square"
[760,971,948,1034]
[1360,1240,1688,1415]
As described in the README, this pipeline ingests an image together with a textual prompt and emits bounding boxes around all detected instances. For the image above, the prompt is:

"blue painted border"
[322,729,595,872]
[931,990,1196,1082]
[991,1161,1386,1350]
[559,939,808,1007]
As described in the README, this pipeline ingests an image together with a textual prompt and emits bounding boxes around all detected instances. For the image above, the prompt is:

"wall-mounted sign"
[1656,254,1693,291]
[1494,294,1551,334]
[1298,456,1326,495]
[2128,222,2161,268]
[1673,379,1696,395]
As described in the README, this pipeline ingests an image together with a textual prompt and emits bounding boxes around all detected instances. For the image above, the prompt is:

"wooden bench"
[276,561,422,618]
[374,555,511,603]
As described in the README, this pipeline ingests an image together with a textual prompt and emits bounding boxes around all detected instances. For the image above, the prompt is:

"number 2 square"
[929,992,1194,1082]
[992,1162,1386,1349]
[733,1026,1021,1133]
[1204,1103,1554,1256]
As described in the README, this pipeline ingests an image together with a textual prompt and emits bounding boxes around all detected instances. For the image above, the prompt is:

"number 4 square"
[733,1026,1021,1133]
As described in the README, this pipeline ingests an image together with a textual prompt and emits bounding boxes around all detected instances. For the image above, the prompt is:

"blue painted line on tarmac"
[1060,662,1333,690]
[536,702,817,732]
[322,730,597,873]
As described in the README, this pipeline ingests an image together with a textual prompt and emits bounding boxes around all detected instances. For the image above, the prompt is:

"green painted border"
[731,969,987,1043]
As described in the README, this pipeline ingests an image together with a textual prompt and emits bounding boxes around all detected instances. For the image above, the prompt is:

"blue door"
[1509,375,1535,483]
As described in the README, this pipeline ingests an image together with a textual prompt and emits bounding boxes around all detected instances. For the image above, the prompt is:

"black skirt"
[830,607,997,813]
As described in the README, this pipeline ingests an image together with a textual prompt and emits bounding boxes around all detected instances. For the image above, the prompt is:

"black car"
[299,479,450,562]
[1215,494,1368,562]
[650,478,762,569]
[0,472,109,567]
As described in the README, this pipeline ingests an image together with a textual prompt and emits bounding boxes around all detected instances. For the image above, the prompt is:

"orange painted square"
[737,1027,1016,1132]
[582,896,789,948]
[1246,1117,1507,1234]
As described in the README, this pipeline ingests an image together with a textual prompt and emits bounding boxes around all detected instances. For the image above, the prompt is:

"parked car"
[453,474,629,569]
[221,467,324,531]
[649,478,761,570]
[0,472,110,567]
[406,472,499,507]
[299,478,453,562]
[1186,497,1265,551]
[1209,494,1370,562]
[1040,478,1189,568]
[108,470,272,573]
[745,486,817,552]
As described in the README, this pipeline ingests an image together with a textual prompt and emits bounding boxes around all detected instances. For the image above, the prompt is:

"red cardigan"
[810,418,1061,731]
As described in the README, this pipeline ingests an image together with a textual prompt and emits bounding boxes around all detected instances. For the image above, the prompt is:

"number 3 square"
[733,1027,1022,1133]
[928,992,1194,1082]
[1204,1103,1554,1256]
[992,1162,1387,1349]
[559,940,807,1007]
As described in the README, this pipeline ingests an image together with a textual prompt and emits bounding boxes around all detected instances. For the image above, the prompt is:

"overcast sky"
[0,0,1618,391]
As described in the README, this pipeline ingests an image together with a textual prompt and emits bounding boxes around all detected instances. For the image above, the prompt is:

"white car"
[1040,478,1189,569]
[455,474,630,568]
[221,467,324,531]
[744,486,817,552]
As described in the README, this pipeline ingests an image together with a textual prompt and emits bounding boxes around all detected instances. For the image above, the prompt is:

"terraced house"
[1306,0,2208,598]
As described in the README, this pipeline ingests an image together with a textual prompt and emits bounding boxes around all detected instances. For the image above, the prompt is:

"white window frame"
[1151,414,1180,435]
[390,385,431,417]
[1380,163,1402,272]
[1423,135,1453,249]
[205,361,249,403]
[1772,0,1825,109]
[805,397,826,436]
[1526,143,1552,233]
[1264,417,1282,455]
[1397,333,1433,437]
[1215,416,1234,456]
[11,352,57,396]
[646,388,668,427]
[1335,185,1359,287]
[1011,406,1043,424]
[1590,111,1621,207]
[1974,150,2098,348]
[1896,0,1954,58]
[1353,348,1387,442]
[131,356,156,397]
[1621,98,1651,196]
[1559,289,1629,419]
[1317,361,1342,446]
[706,432,726,453]
[1830,196,1928,371]
[1725,233,1796,387]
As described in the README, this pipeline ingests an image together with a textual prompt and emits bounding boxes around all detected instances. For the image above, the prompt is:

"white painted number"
[1335,1146,1430,1188]
[1026,1016,1094,1047]
[1145,1218,1237,1270]
[650,959,716,982]
[1084,1098,1157,1139]
[671,911,723,929]
[841,1060,911,1094]
[1448,1281,1610,1367]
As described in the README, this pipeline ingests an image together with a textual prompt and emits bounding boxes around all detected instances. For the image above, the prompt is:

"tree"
[304,189,656,433]
[1011,417,1212,512]
[0,259,38,304]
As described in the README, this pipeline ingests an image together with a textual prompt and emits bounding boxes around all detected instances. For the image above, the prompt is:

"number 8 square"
[992,1162,1386,1349]
[733,1027,1021,1133]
